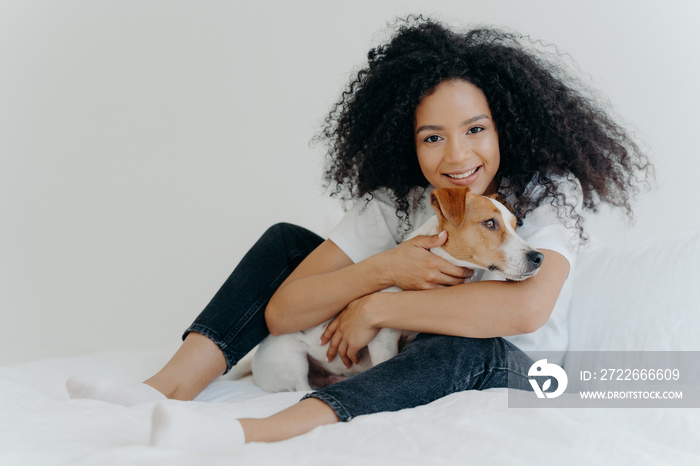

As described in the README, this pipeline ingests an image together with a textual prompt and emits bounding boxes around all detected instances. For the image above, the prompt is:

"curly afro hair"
[318,16,653,237]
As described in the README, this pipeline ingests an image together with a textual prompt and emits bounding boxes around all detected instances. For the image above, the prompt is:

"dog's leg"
[366,328,404,366]
[307,356,349,389]
[252,334,313,392]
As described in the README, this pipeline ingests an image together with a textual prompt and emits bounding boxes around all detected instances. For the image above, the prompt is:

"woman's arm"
[264,233,471,335]
[322,249,570,367]
[376,249,570,336]
[264,239,381,335]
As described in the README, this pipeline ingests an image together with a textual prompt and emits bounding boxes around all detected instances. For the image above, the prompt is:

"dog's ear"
[430,188,470,227]
[487,193,515,215]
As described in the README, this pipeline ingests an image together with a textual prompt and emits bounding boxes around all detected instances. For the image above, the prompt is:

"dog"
[250,187,544,392]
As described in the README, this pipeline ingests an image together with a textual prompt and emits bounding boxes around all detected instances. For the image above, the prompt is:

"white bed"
[2,231,700,465]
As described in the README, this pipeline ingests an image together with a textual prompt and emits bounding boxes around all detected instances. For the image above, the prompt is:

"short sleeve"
[515,175,584,267]
[327,192,402,264]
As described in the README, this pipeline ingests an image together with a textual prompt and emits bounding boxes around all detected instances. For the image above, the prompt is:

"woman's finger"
[439,262,474,279]
[347,344,361,365]
[441,272,473,285]
[326,331,341,362]
[320,318,338,345]
[338,341,352,369]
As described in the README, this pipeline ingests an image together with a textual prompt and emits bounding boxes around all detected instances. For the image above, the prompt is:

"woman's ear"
[430,188,470,227]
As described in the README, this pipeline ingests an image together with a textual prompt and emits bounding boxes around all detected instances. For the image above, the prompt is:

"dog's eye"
[482,219,497,231]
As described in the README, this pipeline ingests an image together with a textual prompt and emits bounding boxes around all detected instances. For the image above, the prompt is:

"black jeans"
[185,223,534,421]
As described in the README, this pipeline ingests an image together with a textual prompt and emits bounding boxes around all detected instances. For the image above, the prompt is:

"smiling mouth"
[445,166,479,179]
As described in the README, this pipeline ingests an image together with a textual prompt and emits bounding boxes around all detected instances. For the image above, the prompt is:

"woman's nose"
[444,138,470,163]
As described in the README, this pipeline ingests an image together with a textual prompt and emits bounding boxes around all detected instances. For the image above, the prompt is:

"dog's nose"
[527,250,544,269]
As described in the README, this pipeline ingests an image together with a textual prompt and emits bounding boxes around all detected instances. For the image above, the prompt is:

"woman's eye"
[482,219,497,230]
[424,135,441,143]
[467,126,484,134]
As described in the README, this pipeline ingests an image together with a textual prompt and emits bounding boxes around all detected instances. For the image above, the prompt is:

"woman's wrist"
[360,250,395,290]
[365,291,395,329]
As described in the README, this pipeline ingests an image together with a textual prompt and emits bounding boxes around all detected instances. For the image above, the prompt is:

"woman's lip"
[445,167,479,176]
[443,166,481,185]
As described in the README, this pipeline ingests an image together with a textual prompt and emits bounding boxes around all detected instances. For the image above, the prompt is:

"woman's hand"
[380,232,474,290]
[319,232,474,368]
[321,293,384,369]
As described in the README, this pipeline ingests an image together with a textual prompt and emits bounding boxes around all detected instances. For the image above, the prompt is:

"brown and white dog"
[250,187,544,392]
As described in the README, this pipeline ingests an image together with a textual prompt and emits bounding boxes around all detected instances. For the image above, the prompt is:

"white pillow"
[566,230,700,353]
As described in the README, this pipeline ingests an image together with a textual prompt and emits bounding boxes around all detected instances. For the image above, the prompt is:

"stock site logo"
[528,359,568,399]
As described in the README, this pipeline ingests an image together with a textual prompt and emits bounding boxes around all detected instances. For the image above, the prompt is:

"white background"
[2,0,699,365]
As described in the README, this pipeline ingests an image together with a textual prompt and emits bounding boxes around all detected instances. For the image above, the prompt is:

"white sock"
[66,375,167,406]
[150,402,245,451]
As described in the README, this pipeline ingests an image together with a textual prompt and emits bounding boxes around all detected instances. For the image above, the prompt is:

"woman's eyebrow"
[415,114,490,134]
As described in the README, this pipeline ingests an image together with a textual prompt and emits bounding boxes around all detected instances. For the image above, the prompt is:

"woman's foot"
[66,376,167,406]
[150,402,245,451]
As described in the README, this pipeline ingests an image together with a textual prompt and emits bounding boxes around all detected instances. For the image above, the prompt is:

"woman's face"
[414,79,500,196]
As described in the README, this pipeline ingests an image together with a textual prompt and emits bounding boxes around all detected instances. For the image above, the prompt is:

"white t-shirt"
[328,175,584,366]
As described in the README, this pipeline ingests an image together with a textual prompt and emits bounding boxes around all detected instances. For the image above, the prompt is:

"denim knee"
[184,222,324,373]
[399,334,531,393]
[304,334,534,421]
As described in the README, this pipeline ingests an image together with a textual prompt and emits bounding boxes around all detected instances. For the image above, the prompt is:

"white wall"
[2,0,699,365]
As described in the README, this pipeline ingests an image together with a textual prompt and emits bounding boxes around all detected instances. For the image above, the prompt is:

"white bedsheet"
[1,346,698,466]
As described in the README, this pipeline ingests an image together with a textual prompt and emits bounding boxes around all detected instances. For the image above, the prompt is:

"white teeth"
[446,167,478,179]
